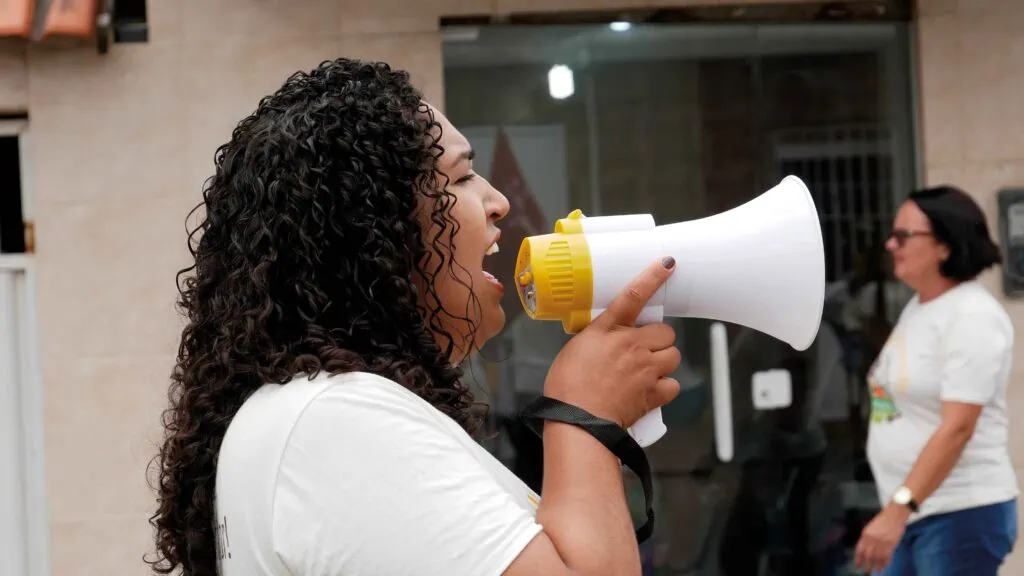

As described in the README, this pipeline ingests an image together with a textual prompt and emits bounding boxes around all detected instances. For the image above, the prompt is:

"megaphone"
[514,175,826,447]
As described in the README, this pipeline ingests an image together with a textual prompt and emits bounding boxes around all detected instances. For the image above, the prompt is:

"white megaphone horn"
[514,175,826,447]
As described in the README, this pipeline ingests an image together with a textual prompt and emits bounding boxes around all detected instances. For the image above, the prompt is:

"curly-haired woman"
[146,58,682,576]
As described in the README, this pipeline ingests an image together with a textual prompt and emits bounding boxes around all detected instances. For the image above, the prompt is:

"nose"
[885,235,898,252]
[489,184,510,222]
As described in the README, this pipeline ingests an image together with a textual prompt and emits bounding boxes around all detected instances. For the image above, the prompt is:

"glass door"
[444,20,917,575]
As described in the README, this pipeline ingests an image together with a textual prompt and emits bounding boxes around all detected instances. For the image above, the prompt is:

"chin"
[480,305,506,343]
[894,271,920,290]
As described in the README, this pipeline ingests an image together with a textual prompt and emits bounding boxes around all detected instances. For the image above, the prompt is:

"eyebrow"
[449,148,475,169]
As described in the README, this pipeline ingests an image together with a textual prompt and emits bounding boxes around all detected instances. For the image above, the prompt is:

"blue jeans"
[879,499,1018,576]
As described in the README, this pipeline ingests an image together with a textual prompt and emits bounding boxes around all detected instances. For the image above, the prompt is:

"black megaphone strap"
[519,396,655,544]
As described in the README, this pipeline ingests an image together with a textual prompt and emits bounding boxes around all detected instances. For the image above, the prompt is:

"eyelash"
[455,173,476,185]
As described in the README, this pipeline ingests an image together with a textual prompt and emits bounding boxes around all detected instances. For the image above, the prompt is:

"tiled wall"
[0,0,1019,572]
[916,0,1024,571]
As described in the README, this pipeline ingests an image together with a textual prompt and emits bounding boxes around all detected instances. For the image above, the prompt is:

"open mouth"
[483,239,501,284]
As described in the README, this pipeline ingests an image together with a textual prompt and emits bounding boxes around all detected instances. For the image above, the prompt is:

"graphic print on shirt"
[867,331,905,423]
[868,379,901,422]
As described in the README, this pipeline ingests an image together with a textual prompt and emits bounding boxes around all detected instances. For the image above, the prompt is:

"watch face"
[894,487,911,504]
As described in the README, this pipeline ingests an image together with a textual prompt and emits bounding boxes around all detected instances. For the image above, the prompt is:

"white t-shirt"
[866,280,1019,521]
[213,371,543,575]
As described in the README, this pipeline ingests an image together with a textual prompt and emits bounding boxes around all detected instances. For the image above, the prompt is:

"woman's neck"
[916,276,959,303]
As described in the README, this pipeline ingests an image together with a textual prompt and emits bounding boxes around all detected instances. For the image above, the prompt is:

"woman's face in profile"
[886,200,948,289]
[416,104,510,361]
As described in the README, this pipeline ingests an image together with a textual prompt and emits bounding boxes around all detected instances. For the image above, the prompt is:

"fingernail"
[662,257,675,269]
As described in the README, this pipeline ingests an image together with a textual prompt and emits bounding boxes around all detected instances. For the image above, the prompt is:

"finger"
[857,549,872,572]
[878,547,893,570]
[636,322,677,350]
[594,257,676,329]
[648,377,681,409]
[866,549,882,573]
[864,551,876,573]
[650,346,682,378]
[875,547,894,573]
[854,540,868,570]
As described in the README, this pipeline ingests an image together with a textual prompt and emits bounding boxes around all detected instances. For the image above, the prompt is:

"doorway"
[444,16,918,576]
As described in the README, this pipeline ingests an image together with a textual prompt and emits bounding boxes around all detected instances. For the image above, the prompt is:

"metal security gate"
[772,123,898,283]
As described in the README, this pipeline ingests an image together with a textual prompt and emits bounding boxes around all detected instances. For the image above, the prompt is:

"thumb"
[594,257,675,328]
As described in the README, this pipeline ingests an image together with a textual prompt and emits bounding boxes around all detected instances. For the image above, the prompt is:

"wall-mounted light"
[609,21,632,32]
[548,64,575,100]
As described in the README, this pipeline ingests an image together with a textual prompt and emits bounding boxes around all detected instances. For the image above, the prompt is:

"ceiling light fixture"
[548,64,575,100]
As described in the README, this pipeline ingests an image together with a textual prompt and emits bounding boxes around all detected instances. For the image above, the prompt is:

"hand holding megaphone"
[517,175,827,448]
[542,257,682,433]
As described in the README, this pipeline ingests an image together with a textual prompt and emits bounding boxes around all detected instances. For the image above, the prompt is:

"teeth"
[485,242,500,256]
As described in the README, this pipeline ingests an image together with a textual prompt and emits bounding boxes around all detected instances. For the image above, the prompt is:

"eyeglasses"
[889,228,932,247]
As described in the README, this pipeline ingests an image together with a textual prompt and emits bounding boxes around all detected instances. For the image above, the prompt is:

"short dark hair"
[908,185,1002,281]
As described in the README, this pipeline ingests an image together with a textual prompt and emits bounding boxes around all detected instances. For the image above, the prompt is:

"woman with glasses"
[854,185,1018,575]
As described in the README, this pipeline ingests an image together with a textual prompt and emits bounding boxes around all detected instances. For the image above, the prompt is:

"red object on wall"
[0,0,35,38]
[487,128,550,325]
[41,0,96,38]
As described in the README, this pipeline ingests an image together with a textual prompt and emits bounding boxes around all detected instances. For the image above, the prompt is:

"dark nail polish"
[662,256,676,269]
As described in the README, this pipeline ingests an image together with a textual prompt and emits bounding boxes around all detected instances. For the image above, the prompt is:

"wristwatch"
[892,486,919,512]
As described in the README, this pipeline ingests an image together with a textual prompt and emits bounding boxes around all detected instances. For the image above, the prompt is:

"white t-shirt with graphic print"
[213,371,543,576]
[866,280,1019,521]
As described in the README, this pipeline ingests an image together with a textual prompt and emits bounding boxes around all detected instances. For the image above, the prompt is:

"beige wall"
[22,1,454,573]
[916,0,1024,570]
[0,0,1019,573]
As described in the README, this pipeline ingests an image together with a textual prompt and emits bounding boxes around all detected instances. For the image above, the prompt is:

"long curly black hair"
[146,58,485,576]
